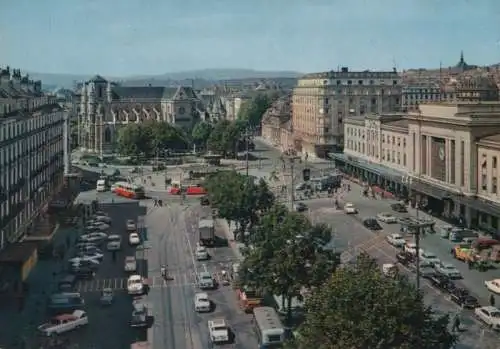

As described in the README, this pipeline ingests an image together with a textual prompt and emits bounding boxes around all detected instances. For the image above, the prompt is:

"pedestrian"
[490,294,496,307]
[452,314,461,332]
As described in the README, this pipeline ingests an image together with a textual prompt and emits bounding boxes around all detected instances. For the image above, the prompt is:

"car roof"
[199,271,211,277]
[195,292,209,298]
[129,275,142,280]
[210,318,226,326]
[481,306,500,312]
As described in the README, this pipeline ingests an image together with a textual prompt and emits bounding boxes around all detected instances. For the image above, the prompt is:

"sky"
[1,0,500,76]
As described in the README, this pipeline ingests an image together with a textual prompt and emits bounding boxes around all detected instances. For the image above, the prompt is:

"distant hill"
[28,69,303,89]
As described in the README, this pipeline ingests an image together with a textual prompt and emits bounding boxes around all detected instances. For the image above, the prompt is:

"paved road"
[145,201,257,349]
[307,184,498,349]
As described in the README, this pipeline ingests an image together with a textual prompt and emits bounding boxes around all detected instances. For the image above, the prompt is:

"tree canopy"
[240,204,338,324]
[204,170,274,234]
[292,254,457,349]
[116,121,189,158]
[191,121,214,149]
[206,120,245,157]
[237,92,280,127]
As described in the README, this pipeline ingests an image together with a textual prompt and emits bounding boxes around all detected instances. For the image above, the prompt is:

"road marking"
[76,277,127,292]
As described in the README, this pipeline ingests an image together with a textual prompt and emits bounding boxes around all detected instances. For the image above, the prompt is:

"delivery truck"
[199,219,215,246]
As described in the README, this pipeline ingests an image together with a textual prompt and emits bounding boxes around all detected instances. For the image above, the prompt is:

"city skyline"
[2,0,500,76]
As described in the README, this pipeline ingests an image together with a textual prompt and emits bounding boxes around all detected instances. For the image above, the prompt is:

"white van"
[96,179,107,192]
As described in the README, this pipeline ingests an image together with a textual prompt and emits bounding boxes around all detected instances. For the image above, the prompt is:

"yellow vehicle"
[452,244,476,262]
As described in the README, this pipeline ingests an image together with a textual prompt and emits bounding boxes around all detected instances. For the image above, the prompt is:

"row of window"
[0,109,63,141]
[0,124,63,166]
[346,141,408,167]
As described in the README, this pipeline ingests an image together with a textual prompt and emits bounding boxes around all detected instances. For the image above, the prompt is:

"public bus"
[168,181,207,196]
[112,182,145,199]
[252,306,286,348]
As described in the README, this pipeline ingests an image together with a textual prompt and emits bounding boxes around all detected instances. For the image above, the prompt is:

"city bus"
[112,182,145,199]
[252,306,286,348]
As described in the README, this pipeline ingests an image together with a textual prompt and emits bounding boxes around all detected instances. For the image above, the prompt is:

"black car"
[200,196,210,206]
[391,203,407,213]
[449,288,479,308]
[70,267,96,279]
[363,218,382,231]
[427,273,455,292]
[294,203,308,212]
[396,251,414,266]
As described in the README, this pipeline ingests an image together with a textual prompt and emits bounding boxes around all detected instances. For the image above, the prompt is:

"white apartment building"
[0,67,66,250]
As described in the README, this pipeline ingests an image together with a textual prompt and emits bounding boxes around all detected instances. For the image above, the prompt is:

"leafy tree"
[191,121,214,149]
[207,120,244,157]
[237,92,278,127]
[204,171,275,234]
[148,121,189,151]
[293,254,457,349]
[240,205,338,324]
[117,123,151,158]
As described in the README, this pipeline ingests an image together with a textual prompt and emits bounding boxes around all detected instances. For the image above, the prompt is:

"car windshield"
[393,234,403,239]
[198,296,208,302]
[346,203,353,207]
[213,325,227,331]
[201,274,211,280]
[443,265,455,270]
[491,311,500,318]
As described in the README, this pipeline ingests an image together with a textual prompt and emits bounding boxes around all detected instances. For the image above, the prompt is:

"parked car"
[47,293,85,313]
[196,246,209,260]
[124,256,137,273]
[387,233,405,247]
[70,267,96,280]
[391,203,407,213]
[376,212,397,224]
[449,288,479,308]
[435,262,462,279]
[69,258,100,270]
[419,250,441,266]
[194,292,211,312]
[94,215,112,224]
[344,203,357,214]
[404,242,419,255]
[126,219,137,231]
[38,310,88,336]
[78,232,108,244]
[363,217,382,231]
[427,274,456,292]
[129,232,141,246]
[485,279,500,294]
[475,306,500,329]
[106,235,122,251]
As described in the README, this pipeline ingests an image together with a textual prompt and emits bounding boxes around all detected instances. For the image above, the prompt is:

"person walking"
[452,314,461,332]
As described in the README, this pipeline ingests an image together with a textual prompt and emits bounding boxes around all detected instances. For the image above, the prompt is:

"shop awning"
[329,153,405,182]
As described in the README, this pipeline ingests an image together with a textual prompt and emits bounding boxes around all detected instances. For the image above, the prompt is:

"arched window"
[104,128,112,143]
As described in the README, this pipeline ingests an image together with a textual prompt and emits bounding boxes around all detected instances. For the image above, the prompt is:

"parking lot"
[308,183,500,348]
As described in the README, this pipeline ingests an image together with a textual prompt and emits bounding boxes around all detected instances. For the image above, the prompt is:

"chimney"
[20,74,29,91]
[0,66,10,85]
[12,69,22,89]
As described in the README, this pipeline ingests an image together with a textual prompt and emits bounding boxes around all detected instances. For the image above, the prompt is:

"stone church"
[78,75,215,156]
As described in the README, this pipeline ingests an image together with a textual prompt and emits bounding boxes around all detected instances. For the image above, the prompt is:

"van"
[47,293,84,313]
[58,275,77,292]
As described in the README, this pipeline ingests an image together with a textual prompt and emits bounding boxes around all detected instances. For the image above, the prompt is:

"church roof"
[111,86,199,101]
[89,75,107,83]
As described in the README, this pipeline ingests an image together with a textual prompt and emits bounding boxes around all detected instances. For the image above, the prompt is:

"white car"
[129,232,141,246]
[198,271,214,289]
[196,246,209,260]
[419,250,440,266]
[79,232,108,243]
[343,202,357,214]
[208,318,229,343]
[382,263,398,277]
[386,233,405,247]
[475,306,500,330]
[106,235,122,251]
[38,310,88,336]
[485,279,500,294]
[126,219,137,231]
[194,292,211,312]
[376,212,397,223]
[127,275,144,295]
[435,262,462,279]
[124,256,137,272]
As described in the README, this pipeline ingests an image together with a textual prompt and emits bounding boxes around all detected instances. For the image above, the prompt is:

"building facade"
[401,84,441,112]
[78,75,203,156]
[292,67,402,158]
[0,67,65,251]
[261,94,293,152]
[336,75,500,232]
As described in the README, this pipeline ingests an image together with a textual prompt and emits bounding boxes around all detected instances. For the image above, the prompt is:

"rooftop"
[2,103,63,121]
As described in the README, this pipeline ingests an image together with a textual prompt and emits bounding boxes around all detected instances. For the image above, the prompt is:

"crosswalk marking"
[76,277,127,292]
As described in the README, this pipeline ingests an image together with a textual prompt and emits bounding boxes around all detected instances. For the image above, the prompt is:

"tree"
[117,123,151,158]
[293,254,457,349]
[240,205,338,324]
[207,120,243,157]
[237,92,278,128]
[191,121,214,149]
[204,171,275,235]
[148,121,189,151]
